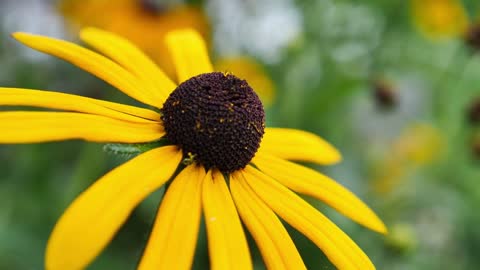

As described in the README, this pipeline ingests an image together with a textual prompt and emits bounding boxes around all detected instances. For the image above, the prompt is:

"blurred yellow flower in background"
[59,0,275,105]
[392,124,444,165]
[372,124,444,194]
[60,0,209,78]
[411,0,469,39]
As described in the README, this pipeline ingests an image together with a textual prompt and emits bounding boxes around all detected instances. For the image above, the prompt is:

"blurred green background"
[1,0,480,269]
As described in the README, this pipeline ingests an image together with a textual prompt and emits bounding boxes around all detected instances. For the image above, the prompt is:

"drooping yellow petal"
[12,32,159,107]
[0,88,160,122]
[165,29,213,83]
[139,165,205,270]
[0,111,164,143]
[80,27,177,104]
[46,146,182,270]
[258,128,342,165]
[203,170,252,270]
[242,166,375,270]
[253,153,387,234]
[230,172,306,270]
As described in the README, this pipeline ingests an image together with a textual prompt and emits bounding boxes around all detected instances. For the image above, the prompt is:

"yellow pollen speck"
[182,152,197,166]
[227,103,235,112]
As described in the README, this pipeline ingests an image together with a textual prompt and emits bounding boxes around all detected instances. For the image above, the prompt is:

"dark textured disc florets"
[161,72,265,173]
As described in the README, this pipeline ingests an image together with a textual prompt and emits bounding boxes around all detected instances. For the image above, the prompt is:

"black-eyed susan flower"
[0,28,387,270]
[411,0,468,39]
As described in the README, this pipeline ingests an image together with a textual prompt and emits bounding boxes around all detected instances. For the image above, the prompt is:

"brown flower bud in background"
[467,97,480,124]
[472,138,480,159]
[465,24,480,52]
[373,79,397,110]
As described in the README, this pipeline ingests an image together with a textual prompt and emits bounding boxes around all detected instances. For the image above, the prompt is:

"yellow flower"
[392,124,443,165]
[372,124,443,194]
[411,0,469,39]
[0,28,386,270]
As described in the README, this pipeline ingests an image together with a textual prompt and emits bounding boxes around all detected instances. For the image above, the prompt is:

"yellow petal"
[12,32,159,107]
[259,128,342,165]
[203,170,252,270]
[242,166,375,270]
[0,111,164,143]
[80,27,177,104]
[165,29,213,83]
[253,153,387,234]
[0,87,160,122]
[138,165,205,270]
[46,146,182,270]
[230,172,306,270]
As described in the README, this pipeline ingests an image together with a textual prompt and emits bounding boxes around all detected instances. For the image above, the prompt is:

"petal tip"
[330,149,343,164]
[377,222,389,235]
[369,218,388,235]
[11,32,43,46]
[318,145,342,165]
[11,32,28,41]
[358,205,388,235]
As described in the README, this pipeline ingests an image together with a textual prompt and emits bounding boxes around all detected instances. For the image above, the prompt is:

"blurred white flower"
[308,0,383,77]
[207,0,302,63]
[1,0,66,61]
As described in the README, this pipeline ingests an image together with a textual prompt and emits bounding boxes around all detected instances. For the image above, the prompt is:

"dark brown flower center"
[161,72,265,173]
